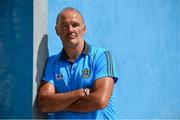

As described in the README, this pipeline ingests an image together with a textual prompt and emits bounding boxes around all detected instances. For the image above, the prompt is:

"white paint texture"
[33,0,48,118]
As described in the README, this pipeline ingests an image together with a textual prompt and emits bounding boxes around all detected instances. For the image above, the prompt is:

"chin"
[67,40,79,48]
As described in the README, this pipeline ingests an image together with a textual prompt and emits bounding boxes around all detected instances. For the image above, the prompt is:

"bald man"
[38,7,118,119]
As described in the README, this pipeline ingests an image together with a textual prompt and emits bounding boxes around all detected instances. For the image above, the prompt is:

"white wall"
[33,0,48,118]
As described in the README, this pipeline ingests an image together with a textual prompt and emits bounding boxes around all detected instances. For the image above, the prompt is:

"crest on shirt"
[82,68,90,78]
[55,73,63,80]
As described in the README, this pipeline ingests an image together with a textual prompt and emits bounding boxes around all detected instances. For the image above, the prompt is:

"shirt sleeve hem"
[94,75,118,83]
[41,79,55,86]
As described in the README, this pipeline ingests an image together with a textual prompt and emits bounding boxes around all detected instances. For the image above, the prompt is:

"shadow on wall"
[33,34,48,118]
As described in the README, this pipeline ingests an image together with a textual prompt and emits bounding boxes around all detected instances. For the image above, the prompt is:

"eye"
[60,24,68,30]
[72,23,80,27]
[62,25,68,29]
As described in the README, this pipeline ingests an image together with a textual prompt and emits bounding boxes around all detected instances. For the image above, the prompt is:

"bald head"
[56,7,84,26]
[55,7,86,48]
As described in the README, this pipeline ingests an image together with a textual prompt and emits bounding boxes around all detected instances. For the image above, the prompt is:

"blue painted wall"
[0,0,32,118]
[48,0,180,119]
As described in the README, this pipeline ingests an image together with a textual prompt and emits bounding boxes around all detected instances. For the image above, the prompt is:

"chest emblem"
[55,73,63,80]
[82,68,90,78]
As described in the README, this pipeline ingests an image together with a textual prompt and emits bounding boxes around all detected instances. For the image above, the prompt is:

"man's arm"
[65,77,114,112]
[38,81,85,113]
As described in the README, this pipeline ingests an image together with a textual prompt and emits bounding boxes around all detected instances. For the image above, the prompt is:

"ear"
[55,26,60,36]
[83,25,86,32]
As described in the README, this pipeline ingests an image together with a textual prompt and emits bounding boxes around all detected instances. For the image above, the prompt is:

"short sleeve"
[94,50,118,83]
[42,57,55,85]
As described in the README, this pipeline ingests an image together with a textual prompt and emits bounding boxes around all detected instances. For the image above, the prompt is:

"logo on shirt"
[82,68,90,78]
[55,73,63,80]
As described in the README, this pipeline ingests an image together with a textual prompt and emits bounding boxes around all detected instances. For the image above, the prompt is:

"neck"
[64,40,84,62]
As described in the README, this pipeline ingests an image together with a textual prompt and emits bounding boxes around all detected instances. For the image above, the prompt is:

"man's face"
[56,10,86,48]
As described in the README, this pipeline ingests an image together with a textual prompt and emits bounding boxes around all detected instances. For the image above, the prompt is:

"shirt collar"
[60,41,90,60]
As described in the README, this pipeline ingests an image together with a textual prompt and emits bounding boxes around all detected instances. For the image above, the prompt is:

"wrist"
[83,88,90,96]
[79,89,85,97]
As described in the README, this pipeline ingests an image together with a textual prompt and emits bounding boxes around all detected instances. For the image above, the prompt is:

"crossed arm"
[38,77,114,113]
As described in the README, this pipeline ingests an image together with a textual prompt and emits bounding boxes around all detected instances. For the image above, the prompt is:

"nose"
[67,25,73,33]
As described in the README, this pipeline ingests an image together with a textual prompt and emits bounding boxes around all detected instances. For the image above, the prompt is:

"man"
[38,7,118,119]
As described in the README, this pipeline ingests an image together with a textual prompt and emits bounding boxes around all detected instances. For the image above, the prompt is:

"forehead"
[59,10,83,23]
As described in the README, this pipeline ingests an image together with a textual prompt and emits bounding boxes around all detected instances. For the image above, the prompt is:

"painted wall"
[0,0,32,118]
[0,0,179,119]
[48,0,180,119]
[33,0,48,118]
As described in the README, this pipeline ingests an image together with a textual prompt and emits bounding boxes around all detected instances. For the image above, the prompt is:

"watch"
[83,88,88,96]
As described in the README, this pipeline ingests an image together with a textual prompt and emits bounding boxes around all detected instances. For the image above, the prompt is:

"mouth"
[69,36,75,39]
[66,33,76,39]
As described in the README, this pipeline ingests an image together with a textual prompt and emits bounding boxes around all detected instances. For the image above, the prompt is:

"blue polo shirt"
[42,41,118,119]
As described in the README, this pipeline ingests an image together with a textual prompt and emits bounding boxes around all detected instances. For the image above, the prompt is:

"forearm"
[65,91,108,112]
[38,89,85,113]
[65,77,115,112]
